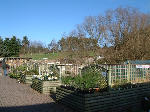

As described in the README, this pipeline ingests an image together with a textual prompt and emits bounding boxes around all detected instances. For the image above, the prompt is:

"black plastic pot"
[142,96,150,111]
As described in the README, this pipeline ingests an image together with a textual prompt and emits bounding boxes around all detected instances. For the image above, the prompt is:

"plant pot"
[93,88,100,92]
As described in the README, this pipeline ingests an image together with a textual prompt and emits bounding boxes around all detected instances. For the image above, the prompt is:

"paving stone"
[0,76,75,112]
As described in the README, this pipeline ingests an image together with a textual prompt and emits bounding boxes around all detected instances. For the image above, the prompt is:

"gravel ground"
[0,76,75,112]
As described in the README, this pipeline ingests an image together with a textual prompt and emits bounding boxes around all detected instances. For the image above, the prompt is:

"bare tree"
[29,41,48,54]
[48,39,58,54]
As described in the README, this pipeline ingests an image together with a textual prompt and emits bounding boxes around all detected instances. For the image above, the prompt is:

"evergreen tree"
[3,38,10,57]
[2,36,21,57]
[22,36,29,54]
[10,36,21,56]
[0,37,3,56]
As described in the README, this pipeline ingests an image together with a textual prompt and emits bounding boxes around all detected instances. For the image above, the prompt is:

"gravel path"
[0,76,75,112]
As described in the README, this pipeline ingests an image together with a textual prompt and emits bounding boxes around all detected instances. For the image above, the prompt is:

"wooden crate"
[31,78,61,94]
[56,83,150,112]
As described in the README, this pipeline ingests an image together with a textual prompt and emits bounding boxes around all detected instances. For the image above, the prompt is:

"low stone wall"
[56,83,150,112]
[31,78,61,94]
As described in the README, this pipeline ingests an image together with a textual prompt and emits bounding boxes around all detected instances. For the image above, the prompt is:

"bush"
[9,65,39,80]
[62,76,74,86]
[25,69,39,76]
[8,73,20,79]
[112,79,131,90]
[62,65,108,91]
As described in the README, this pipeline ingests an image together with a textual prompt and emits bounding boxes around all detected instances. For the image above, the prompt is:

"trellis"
[100,63,150,86]
[26,62,80,78]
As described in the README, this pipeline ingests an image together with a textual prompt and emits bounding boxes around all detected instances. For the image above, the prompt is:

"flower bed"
[8,65,38,85]
[56,83,150,112]
[31,78,61,94]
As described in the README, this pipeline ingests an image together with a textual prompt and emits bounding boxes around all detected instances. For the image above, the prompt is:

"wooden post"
[39,66,41,75]
[114,65,116,84]
[108,67,112,88]
[59,65,62,83]
[127,61,131,83]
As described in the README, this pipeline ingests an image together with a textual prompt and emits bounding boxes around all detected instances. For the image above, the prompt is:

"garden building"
[100,60,150,86]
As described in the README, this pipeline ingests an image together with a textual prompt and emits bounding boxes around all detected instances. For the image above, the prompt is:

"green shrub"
[16,65,27,72]
[8,73,20,79]
[62,76,74,86]
[25,69,39,76]
[62,65,108,90]
[9,65,38,80]
[49,65,59,78]
[112,79,131,89]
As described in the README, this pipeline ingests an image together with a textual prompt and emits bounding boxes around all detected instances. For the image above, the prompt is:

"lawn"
[21,52,66,60]
[21,51,96,60]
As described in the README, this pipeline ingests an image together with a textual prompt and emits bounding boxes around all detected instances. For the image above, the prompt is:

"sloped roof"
[125,60,150,64]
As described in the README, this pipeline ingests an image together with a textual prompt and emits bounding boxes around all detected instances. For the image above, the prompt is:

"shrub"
[112,79,131,90]
[25,69,39,75]
[62,64,108,91]
[62,76,74,86]
[8,73,20,79]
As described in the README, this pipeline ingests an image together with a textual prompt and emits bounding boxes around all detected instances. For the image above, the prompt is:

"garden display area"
[7,64,150,112]
[56,65,150,112]
[8,64,61,95]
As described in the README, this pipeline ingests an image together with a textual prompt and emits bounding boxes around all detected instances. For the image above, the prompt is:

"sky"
[0,0,150,45]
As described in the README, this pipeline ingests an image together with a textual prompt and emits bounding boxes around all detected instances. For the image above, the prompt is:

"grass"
[21,52,66,60]
[21,51,97,60]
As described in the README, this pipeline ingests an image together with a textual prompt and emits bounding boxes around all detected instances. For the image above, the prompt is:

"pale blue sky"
[0,0,149,45]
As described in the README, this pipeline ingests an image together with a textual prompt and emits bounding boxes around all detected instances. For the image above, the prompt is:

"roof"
[125,60,150,65]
